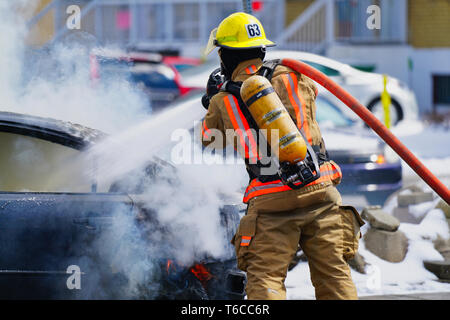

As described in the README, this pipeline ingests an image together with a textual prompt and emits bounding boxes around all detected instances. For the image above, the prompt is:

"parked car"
[162,55,202,72]
[168,91,402,205]
[125,47,202,72]
[90,49,195,110]
[315,95,403,204]
[0,111,245,299]
[179,50,419,125]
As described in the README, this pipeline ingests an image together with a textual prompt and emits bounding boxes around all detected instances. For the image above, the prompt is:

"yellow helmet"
[204,12,275,55]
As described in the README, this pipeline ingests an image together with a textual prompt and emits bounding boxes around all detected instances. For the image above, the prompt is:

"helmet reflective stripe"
[216,35,239,43]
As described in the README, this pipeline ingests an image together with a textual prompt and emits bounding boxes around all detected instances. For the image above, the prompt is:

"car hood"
[321,125,382,154]
[264,51,396,85]
[0,111,105,150]
[340,70,397,86]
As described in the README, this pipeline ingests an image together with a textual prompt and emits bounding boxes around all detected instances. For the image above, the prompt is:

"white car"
[180,50,419,125]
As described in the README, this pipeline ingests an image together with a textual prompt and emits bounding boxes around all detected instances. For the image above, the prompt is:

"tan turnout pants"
[232,183,365,300]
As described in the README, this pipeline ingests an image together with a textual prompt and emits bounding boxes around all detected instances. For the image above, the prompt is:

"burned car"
[0,111,245,300]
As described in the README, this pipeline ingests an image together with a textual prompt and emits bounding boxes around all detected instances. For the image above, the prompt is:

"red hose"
[281,58,450,204]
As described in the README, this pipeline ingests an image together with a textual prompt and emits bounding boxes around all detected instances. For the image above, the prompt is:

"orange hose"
[281,58,450,204]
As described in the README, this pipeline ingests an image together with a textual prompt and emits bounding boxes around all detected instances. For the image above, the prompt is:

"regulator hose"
[281,58,450,204]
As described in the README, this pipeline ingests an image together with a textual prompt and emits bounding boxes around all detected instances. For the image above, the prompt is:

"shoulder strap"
[220,58,281,95]
[220,80,261,131]
[258,59,281,81]
[220,80,277,181]
[221,80,242,98]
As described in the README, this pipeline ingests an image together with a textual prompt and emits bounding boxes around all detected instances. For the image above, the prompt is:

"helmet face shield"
[204,28,218,56]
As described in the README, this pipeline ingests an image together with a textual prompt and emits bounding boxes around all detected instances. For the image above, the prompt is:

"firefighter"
[200,12,364,300]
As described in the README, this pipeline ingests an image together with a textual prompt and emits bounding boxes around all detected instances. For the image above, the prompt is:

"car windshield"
[131,67,177,89]
[315,97,353,127]
[301,61,340,77]
[172,63,197,72]
[97,56,133,79]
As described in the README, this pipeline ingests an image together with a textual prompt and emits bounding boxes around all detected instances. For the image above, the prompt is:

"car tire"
[367,98,404,125]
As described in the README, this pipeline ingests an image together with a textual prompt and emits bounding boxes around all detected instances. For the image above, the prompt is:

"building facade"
[27,0,450,113]
[282,0,450,114]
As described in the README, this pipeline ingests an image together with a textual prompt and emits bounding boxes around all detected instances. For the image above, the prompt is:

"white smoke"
[139,148,247,265]
[18,44,151,133]
[0,1,31,106]
[0,2,150,133]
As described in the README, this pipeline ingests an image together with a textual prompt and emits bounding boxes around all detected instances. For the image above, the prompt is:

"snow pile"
[286,193,450,299]
[353,207,449,298]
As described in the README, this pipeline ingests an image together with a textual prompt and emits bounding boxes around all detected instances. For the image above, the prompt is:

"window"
[131,64,177,89]
[315,97,354,127]
[334,0,406,43]
[302,61,340,77]
[0,132,93,192]
[433,75,450,106]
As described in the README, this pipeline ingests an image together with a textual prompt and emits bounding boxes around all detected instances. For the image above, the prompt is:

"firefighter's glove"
[201,67,224,110]
[201,93,210,110]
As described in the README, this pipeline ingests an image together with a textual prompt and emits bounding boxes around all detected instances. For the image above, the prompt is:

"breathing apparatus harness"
[200,11,450,202]
[202,60,330,190]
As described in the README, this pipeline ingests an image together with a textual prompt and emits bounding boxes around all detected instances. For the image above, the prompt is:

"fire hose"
[280,58,450,204]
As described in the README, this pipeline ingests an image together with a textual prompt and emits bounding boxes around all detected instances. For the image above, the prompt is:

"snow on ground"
[286,120,450,299]
[354,206,449,297]
[286,195,450,299]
